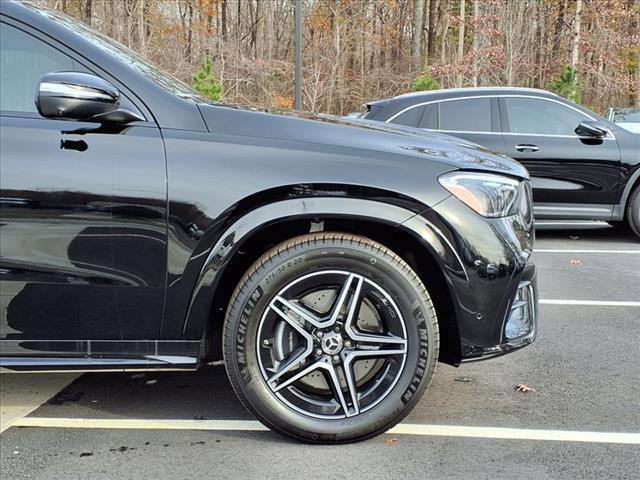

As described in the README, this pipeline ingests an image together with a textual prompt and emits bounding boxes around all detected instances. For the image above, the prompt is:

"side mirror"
[575,120,608,139]
[36,72,143,124]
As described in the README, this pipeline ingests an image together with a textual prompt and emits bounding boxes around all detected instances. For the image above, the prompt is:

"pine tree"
[414,68,440,92]
[549,66,583,104]
[192,58,224,101]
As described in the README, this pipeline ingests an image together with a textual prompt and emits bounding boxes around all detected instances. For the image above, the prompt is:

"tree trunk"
[456,0,465,87]
[570,0,582,70]
[186,1,193,60]
[471,0,479,87]
[427,0,437,58]
[84,0,92,25]
[138,0,145,55]
[412,0,425,57]
[551,0,567,64]
[440,0,450,66]
[533,1,543,88]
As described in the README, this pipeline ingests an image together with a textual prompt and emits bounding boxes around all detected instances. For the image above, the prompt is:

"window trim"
[385,94,616,140]
[435,96,495,133]
[0,18,151,124]
[389,104,427,127]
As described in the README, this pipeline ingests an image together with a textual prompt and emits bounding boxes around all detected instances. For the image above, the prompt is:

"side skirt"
[533,203,614,221]
[0,339,201,372]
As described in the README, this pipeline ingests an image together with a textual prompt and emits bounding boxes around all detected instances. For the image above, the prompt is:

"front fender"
[177,196,466,341]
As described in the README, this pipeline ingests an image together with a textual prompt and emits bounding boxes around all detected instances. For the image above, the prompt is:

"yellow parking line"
[10,417,640,445]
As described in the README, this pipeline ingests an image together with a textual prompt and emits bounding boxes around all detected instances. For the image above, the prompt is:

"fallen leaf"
[385,437,399,445]
[515,384,536,393]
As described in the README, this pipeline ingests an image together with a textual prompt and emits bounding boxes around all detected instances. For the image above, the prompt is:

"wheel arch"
[613,167,640,221]
[183,197,464,366]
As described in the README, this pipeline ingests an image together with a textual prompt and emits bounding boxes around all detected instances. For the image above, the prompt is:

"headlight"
[438,171,524,218]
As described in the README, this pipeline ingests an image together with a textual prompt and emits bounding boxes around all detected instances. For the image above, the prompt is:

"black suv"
[363,88,640,237]
[0,2,537,443]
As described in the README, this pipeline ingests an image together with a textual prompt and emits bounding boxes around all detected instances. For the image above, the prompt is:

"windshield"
[612,108,640,123]
[24,3,205,102]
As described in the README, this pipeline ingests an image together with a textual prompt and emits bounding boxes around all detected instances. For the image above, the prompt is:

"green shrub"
[192,58,224,101]
[549,66,583,104]
[414,68,440,92]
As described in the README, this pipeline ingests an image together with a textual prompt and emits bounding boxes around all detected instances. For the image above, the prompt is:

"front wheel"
[223,233,439,443]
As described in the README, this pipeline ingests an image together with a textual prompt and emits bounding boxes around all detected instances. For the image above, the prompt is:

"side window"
[390,106,426,127]
[438,98,492,132]
[418,104,437,129]
[1,23,75,114]
[504,97,587,136]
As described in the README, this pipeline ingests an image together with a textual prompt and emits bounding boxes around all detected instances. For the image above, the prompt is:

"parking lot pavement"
[0,374,78,433]
[1,226,639,479]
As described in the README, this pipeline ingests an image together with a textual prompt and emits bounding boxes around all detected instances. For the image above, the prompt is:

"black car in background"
[0,2,537,442]
[363,88,640,237]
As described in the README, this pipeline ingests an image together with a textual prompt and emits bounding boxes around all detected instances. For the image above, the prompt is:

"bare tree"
[456,0,465,87]
[412,0,425,58]
[570,0,583,70]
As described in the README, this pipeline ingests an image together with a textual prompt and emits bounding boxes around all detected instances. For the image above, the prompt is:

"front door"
[0,22,167,356]
[498,96,621,219]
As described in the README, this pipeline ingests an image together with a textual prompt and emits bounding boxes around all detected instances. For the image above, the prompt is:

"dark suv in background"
[363,88,640,237]
[1,1,537,442]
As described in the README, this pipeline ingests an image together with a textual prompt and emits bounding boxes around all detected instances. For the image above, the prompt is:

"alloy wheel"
[256,270,408,419]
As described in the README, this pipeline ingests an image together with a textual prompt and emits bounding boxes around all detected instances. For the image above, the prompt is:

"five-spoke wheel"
[257,271,408,419]
[223,233,438,443]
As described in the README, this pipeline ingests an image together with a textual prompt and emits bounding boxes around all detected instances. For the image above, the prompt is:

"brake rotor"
[272,287,385,393]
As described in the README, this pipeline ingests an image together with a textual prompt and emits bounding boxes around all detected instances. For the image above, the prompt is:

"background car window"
[390,106,426,127]
[612,108,640,123]
[504,97,587,135]
[439,98,492,132]
[418,104,438,129]
[0,23,75,114]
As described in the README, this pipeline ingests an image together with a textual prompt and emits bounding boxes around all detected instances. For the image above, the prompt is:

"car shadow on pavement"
[33,366,252,422]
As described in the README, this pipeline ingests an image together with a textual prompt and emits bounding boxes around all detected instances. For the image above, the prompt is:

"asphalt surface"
[1,224,639,479]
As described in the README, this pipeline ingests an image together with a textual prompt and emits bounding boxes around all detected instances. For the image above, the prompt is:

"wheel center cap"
[321,332,343,355]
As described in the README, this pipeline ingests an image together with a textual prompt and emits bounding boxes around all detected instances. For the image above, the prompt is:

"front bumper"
[416,191,538,363]
[461,263,537,360]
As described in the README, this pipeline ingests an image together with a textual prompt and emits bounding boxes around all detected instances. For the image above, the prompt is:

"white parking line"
[535,249,640,254]
[535,222,610,226]
[540,299,640,307]
[10,417,640,445]
[0,374,78,433]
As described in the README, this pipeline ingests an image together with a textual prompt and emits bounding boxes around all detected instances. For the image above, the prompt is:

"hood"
[197,103,529,179]
[617,122,640,134]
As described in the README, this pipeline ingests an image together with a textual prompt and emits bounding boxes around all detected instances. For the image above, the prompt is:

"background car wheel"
[627,186,640,239]
[223,232,439,443]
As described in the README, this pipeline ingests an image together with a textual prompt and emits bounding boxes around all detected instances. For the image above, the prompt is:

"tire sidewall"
[224,237,438,443]
[628,187,640,238]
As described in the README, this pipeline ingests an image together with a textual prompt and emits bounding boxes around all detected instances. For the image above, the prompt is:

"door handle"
[515,144,539,152]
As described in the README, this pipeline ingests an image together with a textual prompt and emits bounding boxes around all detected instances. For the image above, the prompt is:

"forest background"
[41,0,640,115]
